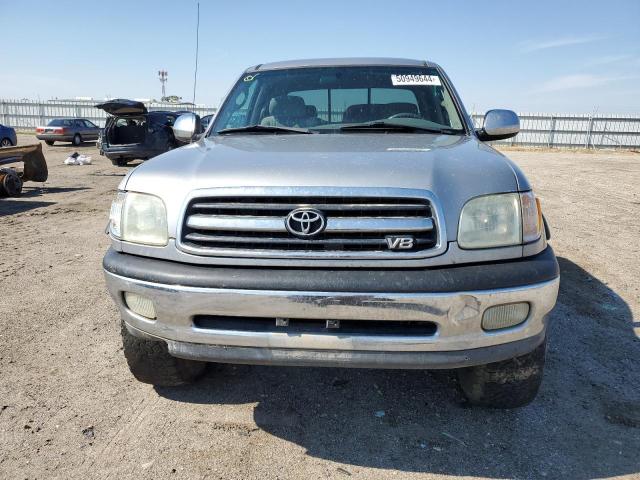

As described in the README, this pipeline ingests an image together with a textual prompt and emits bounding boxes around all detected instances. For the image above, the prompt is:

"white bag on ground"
[64,152,92,165]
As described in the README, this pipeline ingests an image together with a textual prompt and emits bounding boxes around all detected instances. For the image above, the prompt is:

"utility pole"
[192,3,200,105]
[158,70,168,100]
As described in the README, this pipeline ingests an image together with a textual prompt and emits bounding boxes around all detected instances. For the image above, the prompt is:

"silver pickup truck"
[103,58,559,408]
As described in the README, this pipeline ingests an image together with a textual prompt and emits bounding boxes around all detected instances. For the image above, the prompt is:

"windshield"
[211,66,466,135]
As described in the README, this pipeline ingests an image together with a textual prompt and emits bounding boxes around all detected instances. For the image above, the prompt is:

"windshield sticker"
[391,74,441,86]
[243,75,256,82]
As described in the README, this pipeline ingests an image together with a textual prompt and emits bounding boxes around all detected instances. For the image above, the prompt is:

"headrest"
[342,104,371,123]
[269,95,306,118]
[305,105,317,117]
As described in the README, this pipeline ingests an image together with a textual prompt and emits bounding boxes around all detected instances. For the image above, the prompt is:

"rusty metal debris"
[0,143,48,197]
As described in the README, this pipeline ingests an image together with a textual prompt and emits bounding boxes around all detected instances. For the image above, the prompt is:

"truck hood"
[124,133,527,241]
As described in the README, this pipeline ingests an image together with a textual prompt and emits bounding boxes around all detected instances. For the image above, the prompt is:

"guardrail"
[1,99,638,148]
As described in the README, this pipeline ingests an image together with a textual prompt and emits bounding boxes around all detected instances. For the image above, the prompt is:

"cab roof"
[246,57,438,72]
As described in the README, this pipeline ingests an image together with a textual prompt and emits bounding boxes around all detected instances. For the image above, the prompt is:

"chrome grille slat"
[187,215,284,232]
[187,214,433,233]
[327,217,433,232]
[180,192,440,256]
[192,202,428,212]
[185,233,389,246]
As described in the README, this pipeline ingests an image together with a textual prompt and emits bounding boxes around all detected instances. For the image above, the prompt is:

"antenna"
[158,70,168,100]
[192,2,200,104]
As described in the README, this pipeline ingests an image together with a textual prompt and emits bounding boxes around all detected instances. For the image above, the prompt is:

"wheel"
[0,169,23,196]
[121,321,206,386]
[72,134,82,146]
[1,138,13,147]
[457,340,546,408]
[110,158,128,167]
[45,140,54,146]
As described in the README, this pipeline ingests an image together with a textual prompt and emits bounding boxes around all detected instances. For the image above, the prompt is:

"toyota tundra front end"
[103,58,559,408]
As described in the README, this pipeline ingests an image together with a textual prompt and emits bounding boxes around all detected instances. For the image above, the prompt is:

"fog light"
[123,292,156,319]
[482,302,529,331]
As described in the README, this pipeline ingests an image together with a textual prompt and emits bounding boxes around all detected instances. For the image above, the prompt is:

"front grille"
[179,191,440,258]
[193,315,438,337]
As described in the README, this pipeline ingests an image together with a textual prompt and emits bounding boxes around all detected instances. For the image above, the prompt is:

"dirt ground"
[1,135,638,480]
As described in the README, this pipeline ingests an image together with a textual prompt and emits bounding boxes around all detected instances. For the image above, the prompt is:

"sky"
[1,0,639,114]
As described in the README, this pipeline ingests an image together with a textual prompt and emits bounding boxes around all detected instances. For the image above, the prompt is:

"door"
[83,120,100,140]
[73,119,88,139]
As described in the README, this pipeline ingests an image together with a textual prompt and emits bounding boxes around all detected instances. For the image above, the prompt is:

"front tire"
[457,340,546,408]
[121,321,206,386]
[45,140,54,146]
[1,138,13,147]
[72,134,82,146]
[110,158,128,167]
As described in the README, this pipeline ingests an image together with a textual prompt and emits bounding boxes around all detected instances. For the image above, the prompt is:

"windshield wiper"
[340,121,461,135]
[218,125,312,135]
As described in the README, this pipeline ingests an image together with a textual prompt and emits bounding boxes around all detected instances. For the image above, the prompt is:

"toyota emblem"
[285,208,326,238]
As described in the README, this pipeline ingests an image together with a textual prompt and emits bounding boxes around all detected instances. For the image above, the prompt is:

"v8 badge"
[385,236,415,250]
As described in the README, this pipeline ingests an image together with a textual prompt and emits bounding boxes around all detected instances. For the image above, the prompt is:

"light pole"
[158,70,168,100]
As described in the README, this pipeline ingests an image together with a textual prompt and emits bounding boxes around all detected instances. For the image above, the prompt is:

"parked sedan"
[0,123,17,147]
[36,118,100,146]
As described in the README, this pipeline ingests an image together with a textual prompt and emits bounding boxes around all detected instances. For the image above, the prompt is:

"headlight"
[109,191,168,246]
[458,192,542,249]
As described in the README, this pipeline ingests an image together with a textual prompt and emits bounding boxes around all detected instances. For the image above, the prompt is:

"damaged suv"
[96,99,196,166]
[103,58,559,408]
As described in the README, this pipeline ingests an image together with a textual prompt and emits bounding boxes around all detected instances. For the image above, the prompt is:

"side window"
[439,90,463,129]
[74,120,84,128]
[216,80,258,130]
[84,120,97,128]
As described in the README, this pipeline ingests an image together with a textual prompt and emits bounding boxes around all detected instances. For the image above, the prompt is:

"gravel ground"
[1,135,638,480]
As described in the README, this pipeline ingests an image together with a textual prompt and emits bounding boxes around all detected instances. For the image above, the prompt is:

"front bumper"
[103,247,559,369]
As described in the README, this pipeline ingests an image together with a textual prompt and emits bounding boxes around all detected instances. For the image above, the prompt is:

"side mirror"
[173,113,201,143]
[476,109,519,141]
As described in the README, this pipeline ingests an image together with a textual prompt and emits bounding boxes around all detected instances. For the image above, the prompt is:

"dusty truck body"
[0,143,48,196]
[103,58,559,408]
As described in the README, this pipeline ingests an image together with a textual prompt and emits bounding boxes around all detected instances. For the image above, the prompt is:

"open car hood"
[95,99,147,115]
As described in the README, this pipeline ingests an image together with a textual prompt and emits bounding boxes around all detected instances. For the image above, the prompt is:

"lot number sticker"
[391,74,441,86]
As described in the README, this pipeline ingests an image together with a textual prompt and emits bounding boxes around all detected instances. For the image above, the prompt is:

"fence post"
[39,102,45,127]
[585,116,594,149]
[548,115,555,148]
[0,100,5,126]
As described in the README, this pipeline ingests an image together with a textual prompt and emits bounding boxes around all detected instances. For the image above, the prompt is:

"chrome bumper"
[104,269,559,368]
